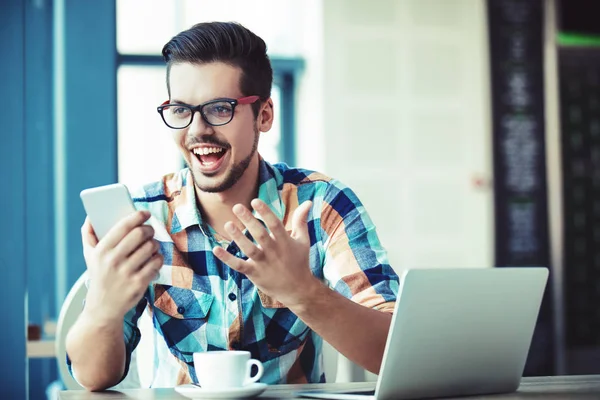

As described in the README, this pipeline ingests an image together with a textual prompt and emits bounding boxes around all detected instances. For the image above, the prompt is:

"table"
[58,375,600,399]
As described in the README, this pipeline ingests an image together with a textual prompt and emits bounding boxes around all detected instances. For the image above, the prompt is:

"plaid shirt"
[118,159,397,386]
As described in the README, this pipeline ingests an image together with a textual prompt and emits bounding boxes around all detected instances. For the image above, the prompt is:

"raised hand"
[212,199,320,307]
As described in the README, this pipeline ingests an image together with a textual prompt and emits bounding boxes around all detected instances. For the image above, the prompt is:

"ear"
[257,98,274,133]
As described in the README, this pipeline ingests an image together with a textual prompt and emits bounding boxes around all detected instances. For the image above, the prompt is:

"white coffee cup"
[193,350,264,389]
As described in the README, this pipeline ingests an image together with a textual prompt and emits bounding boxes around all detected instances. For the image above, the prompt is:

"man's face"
[168,62,265,193]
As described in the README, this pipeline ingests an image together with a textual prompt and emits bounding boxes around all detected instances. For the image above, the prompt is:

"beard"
[188,127,259,193]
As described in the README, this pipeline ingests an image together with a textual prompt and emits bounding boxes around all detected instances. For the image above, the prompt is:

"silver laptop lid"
[375,267,548,400]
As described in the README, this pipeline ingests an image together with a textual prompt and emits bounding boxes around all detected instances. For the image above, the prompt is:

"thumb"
[291,201,312,242]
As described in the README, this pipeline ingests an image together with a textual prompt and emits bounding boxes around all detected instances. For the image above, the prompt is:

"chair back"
[55,271,146,389]
[322,340,371,383]
[55,272,88,390]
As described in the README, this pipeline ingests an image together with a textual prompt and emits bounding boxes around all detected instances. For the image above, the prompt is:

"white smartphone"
[80,183,137,240]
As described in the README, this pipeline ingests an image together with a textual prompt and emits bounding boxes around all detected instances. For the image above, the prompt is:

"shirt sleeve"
[319,182,399,313]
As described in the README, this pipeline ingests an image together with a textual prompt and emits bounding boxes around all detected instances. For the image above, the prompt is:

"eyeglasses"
[157,96,260,129]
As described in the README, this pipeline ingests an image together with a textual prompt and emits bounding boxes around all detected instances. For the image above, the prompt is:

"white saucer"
[175,383,268,399]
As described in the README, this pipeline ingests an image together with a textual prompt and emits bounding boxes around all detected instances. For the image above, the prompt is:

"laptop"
[297,267,548,400]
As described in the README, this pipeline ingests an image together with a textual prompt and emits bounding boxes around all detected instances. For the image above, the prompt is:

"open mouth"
[192,146,228,173]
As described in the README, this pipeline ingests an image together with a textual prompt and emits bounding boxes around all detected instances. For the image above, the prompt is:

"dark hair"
[162,22,272,117]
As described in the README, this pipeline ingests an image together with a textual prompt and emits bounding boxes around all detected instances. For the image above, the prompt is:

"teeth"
[192,147,224,155]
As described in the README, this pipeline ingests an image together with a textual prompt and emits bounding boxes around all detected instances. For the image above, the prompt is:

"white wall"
[314,0,495,382]
[318,0,494,274]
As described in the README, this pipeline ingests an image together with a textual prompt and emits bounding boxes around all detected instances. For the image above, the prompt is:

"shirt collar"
[169,170,202,235]
[170,158,285,235]
[255,158,285,222]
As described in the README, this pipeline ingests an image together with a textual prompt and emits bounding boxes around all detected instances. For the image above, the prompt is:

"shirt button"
[228,293,237,301]
[177,306,185,314]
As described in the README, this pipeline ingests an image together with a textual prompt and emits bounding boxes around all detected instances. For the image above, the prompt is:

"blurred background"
[2,0,600,398]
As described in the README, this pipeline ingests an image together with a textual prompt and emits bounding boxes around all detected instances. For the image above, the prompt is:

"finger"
[291,201,312,242]
[114,225,155,258]
[81,217,99,248]
[250,199,286,238]
[136,252,164,283]
[224,221,264,261]
[122,239,160,275]
[98,210,151,251]
[232,203,273,249]
[213,246,251,275]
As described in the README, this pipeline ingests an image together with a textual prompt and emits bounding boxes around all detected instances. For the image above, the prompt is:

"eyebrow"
[169,99,188,105]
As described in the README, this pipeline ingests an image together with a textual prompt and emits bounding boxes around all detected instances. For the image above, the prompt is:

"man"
[66,21,398,390]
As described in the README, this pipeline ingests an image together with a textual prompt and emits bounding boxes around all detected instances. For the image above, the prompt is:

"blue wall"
[50,0,118,395]
[26,0,57,397]
[0,0,117,397]
[1,1,28,398]
[54,0,117,306]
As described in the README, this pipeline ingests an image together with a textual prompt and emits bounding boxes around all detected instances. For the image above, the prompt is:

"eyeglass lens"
[162,100,235,128]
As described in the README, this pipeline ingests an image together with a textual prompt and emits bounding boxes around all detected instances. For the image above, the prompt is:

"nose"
[187,110,214,137]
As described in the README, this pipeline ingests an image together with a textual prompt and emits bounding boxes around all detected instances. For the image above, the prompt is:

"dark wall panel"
[487,0,554,376]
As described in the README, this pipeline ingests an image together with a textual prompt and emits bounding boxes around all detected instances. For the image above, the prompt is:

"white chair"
[323,340,372,383]
[55,271,147,390]
[55,272,87,390]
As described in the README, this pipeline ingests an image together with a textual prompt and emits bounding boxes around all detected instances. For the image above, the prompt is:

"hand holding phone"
[79,183,163,320]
